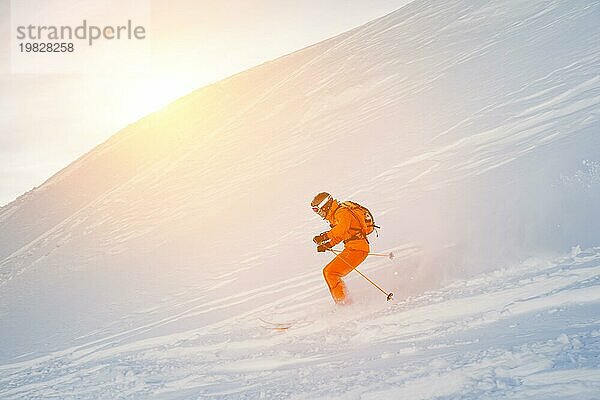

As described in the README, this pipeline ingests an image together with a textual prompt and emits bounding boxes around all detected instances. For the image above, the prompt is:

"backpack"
[338,201,379,237]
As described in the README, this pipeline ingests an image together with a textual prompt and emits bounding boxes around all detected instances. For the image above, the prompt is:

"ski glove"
[317,242,332,252]
[313,232,329,245]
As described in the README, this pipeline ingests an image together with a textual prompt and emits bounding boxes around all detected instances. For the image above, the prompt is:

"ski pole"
[327,249,394,301]
[329,249,394,259]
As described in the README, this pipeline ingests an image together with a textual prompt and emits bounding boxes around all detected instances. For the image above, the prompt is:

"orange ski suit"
[322,200,370,304]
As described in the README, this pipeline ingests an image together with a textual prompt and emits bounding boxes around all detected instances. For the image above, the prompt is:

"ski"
[259,317,294,331]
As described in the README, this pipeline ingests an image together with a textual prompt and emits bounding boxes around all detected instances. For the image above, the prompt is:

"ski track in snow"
[0,249,599,399]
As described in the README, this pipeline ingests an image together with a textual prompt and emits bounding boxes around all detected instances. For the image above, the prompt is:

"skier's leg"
[323,249,368,303]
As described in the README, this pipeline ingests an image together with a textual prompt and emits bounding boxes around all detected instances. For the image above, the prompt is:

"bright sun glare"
[126,75,194,122]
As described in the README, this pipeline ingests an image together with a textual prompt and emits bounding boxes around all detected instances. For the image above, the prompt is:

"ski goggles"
[311,195,331,217]
[312,206,327,218]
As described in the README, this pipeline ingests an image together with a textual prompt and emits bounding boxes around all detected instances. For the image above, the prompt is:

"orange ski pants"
[323,248,368,303]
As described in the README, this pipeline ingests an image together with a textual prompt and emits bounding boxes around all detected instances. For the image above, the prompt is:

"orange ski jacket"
[325,200,370,252]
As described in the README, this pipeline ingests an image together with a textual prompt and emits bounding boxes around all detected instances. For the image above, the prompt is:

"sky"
[0,0,413,206]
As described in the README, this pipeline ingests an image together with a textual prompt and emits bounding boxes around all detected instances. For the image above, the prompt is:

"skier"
[311,192,370,305]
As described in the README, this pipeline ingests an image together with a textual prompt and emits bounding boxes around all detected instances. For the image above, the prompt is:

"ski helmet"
[311,192,333,219]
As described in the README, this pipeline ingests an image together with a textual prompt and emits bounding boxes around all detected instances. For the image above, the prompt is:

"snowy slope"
[0,247,599,398]
[1,0,600,398]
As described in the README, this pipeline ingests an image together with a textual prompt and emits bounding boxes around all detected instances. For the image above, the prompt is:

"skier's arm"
[327,209,352,246]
